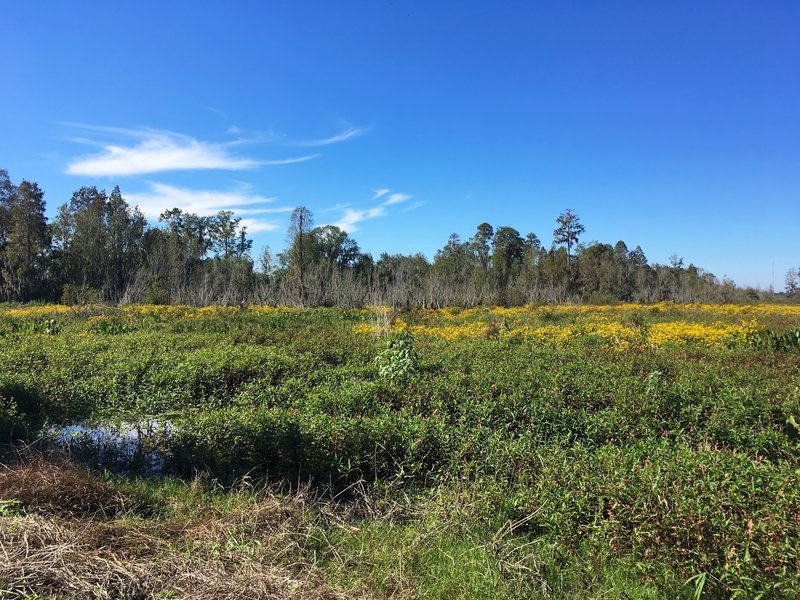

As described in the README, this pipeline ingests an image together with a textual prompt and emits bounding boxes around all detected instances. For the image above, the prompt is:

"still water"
[49,419,174,474]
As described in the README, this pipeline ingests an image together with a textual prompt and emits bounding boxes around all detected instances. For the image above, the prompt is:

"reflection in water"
[49,420,174,474]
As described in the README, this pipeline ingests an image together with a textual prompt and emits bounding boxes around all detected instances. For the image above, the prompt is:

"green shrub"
[0,395,27,442]
[375,330,418,380]
[751,328,800,352]
[170,407,449,484]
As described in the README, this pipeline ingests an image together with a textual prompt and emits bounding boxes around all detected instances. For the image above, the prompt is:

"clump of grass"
[0,454,358,600]
[0,513,345,599]
[0,452,127,518]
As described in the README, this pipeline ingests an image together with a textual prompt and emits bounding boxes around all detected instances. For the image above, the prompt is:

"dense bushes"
[0,395,27,443]
[516,442,799,597]
[171,407,449,484]
[0,304,798,596]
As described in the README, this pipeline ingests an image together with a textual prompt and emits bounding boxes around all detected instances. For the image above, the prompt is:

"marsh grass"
[1,304,799,598]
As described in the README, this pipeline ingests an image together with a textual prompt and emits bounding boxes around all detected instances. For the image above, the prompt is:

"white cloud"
[232,207,295,216]
[239,218,280,233]
[329,187,416,233]
[124,182,289,233]
[401,201,425,213]
[64,124,317,176]
[332,206,387,233]
[382,193,411,206]
[296,126,367,147]
[319,202,351,214]
[260,155,319,165]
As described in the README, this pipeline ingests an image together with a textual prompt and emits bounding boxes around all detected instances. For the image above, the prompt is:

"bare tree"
[287,206,313,304]
[786,268,800,297]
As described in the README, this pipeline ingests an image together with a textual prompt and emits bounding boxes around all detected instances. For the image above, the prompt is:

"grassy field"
[1,303,799,599]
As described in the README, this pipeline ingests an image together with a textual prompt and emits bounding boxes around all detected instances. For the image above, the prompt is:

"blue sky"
[2,1,798,288]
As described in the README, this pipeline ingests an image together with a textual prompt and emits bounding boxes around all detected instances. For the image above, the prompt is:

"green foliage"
[61,283,101,305]
[0,168,785,306]
[751,328,800,353]
[0,395,27,442]
[1,305,799,597]
[171,406,448,484]
[375,329,418,380]
[88,317,132,335]
[0,179,51,301]
[35,317,61,335]
[0,498,23,516]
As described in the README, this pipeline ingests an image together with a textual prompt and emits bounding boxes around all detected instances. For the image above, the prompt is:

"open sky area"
[2,1,798,289]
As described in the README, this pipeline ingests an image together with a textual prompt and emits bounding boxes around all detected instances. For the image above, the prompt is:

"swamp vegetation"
[0,303,798,599]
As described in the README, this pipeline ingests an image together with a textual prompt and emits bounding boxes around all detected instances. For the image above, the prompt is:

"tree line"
[0,168,788,307]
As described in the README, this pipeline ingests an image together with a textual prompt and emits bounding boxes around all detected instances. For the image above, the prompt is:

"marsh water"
[49,419,175,474]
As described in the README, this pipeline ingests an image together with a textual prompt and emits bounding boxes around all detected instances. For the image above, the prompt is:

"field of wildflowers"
[353,302,793,349]
[0,302,798,598]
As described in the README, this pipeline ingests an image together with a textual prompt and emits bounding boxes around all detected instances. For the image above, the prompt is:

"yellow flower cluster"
[248,305,302,315]
[646,320,759,347]
[392,318,410,331]
[353,323,377,335]
[353,312,765,349]
[499,321,639,348]
[581,320,641,350]
[121,304,191,319]
[408,322,491,340]
[1,305,78,318]
[503,324,577,344]
[120,304,299,319]
[420,302,800,322]
[353,318,491,341]
[195,305,239,316]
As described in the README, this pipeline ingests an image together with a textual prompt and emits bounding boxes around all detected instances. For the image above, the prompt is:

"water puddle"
[48,419,175,474]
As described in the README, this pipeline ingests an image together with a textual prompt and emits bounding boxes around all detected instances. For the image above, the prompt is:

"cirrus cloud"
[330,187,417,233]
[64,124,318,176]
[295,126,368,147]
[124,182,292,232]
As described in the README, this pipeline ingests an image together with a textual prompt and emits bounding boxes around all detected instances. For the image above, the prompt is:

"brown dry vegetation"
[0,454,361,600]
[0,454,127,518]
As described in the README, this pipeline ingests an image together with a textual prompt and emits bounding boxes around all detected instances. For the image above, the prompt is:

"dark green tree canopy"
[0,168,770,306]
[0,180,50,300]
[553,208,585,264]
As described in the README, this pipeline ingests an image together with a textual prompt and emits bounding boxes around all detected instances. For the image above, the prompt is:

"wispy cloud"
[320,202,351,214]
[333,206,387,232]
[231,207,294,216]
[401,201,425,213]
[202,106,228,121]
[64,124,317,176]
[124,182,290,232]
[239,218,281,233]
[260,155,319,165]
[383,193,411,206]
[330,188,415,233]
[224,129,286,146]
[296,126,367,147]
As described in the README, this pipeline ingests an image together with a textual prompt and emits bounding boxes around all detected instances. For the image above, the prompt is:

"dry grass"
[0,453,127,518]
[0,516,350,599]
[0,454,363,600]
